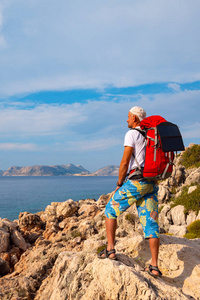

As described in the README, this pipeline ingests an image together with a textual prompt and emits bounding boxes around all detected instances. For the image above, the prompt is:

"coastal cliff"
[2,164,90,176]
[1,164,119,176]
[0,144,200,299]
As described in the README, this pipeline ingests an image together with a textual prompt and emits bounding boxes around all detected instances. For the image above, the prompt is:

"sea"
[0,176,117,221]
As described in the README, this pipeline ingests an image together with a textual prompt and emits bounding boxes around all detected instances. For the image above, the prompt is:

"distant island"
[0,164,119,176]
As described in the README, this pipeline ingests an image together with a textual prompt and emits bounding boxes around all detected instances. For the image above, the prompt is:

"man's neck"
[132,122,141,128]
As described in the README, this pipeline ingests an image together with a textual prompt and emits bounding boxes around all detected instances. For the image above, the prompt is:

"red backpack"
[129,115,185,180]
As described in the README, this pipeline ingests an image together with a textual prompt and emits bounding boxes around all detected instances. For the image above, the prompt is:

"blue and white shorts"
[105,179,160,239]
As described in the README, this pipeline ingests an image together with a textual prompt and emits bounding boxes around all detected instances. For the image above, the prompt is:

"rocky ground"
[0,145,200,299]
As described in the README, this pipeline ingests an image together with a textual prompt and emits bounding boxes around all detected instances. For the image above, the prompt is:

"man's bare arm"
[115,146,133,191]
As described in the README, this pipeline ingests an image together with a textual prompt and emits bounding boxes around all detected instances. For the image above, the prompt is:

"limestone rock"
[0,252,10,263]
[167,165,186,188]
[1,153,200,299]
[158,185,171,203]
[34,244,191,300]
[78,219,97,239]
[96,192,113,208]
[173,166,186,185]
[56,199,79,219]
[171,205,186,226]
[184,167,200,186]
[10,230,27,251]
[9,247,21,266]
[78,203,99,219]
[159,205,172,233]
[18,212,44,230]
[196,210,200,220]
[0,218,18,232]
[0,258,10,276]
[186,211,197,225]
[0,242,68,299]
[0,228,10,253]
[45,202,59,216]
[168,225,187,237]
[0,208,199,300]
[188,185,197,194]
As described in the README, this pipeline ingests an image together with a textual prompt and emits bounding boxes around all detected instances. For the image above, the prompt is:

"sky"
[0,0,200,172]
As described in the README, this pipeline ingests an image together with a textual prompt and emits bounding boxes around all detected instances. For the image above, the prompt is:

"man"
[98,106,162,278]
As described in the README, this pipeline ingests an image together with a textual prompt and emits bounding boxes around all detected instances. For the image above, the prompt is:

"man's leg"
[101,180,145,259]
[136,181,161,275]
[100,217,117,258]
[106,217,117,250]
[148,238,160,276]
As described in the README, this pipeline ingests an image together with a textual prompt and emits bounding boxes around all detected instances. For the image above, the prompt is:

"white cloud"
[0,143,38,151]
[0,86,199,170]
[168,83,181,92]
[0,2,7,50]
[0,88,199,143]
[181,122,200,139]
[67,137,122,152]
[0,35,6,49]
[0,103,87,136]
[0,0,200,96]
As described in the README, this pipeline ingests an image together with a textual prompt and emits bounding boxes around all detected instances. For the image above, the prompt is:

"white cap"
[129,106,146,121]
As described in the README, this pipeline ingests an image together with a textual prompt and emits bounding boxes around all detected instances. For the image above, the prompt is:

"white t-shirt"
[124,127,146,173]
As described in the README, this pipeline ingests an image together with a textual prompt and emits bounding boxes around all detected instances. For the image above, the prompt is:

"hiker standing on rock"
[98,106,162,278]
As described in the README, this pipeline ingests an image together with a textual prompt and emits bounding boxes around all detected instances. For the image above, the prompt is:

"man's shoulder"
[125,128,140,137]
[124,129,139,144]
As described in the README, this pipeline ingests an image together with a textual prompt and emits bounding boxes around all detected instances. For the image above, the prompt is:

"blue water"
[0,176,117,221]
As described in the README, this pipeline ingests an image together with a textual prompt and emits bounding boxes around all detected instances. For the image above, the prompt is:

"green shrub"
[125,213,135,224]
[179,144,200,169]
[170,186,177,195]
[171,184,200,215]
[184,220,200,239]
[184,232,197,239]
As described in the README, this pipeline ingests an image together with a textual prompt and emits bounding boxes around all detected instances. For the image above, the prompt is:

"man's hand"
[114,185,121,193]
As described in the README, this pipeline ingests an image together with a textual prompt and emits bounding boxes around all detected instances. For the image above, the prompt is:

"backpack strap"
[161,151,174,179]
[133,128,146,137]
[128,128,145,178]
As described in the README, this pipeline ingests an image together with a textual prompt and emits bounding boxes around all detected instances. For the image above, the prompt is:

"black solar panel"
[157,122,185,152]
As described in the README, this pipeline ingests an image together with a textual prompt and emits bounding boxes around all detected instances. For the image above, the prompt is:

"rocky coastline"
[0,145,200,299]
[0,164,119,177]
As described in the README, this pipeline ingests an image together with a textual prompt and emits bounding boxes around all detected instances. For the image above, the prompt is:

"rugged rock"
[188,185,197,194]
[0,148,200,299]
[1,232,197,300]
[186,211,198,225]
[170,205,186,226]
[184,167,200,186]
[96,192,113,208]
[10,230,28,251]
[56,199,79,219]
[158,205,172,233]
[158,185,171,203]
[18,212,44,230]
[0,228,10,253]
[0,218,18,231]
[168,225,187,237]
[0,187,199,299]
[0,258,10,276]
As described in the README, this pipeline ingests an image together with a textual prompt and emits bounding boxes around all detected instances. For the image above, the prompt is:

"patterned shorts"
[105,179,160,239]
